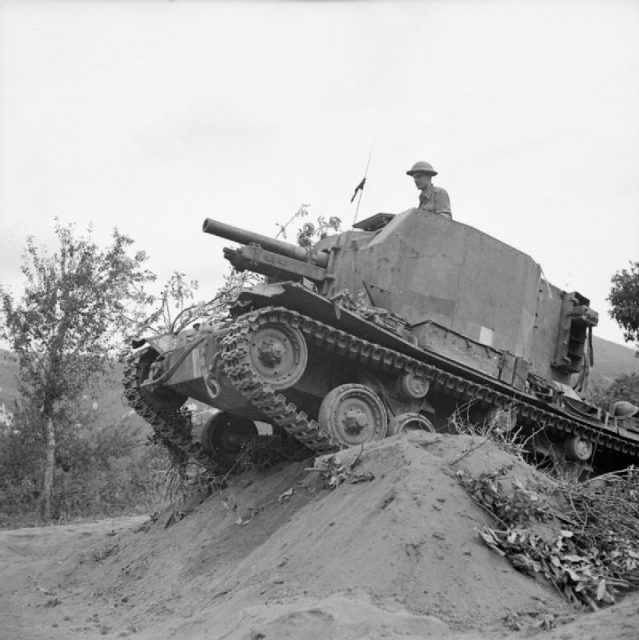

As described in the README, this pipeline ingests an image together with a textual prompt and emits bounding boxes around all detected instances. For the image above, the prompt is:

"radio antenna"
[351,119,379,226]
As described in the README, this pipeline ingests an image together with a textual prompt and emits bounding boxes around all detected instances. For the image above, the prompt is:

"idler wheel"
[564,434,593,461]
[248,323,308,390]
[200,412,259,469]
[318,384,387,446]
[388,412,436,436]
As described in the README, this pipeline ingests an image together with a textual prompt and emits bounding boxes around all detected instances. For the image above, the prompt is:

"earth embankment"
[1,433,638,640]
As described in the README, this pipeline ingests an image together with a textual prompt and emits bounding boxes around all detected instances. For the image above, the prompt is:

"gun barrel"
[202,218,328,267]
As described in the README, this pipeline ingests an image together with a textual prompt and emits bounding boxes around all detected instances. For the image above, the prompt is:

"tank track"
[219,306,639,461]
[220,313,336,453]
[123,349,219,472]
[125,306,639,470]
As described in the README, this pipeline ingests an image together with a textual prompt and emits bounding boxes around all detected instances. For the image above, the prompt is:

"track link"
[123,349,219,471]
[125,306,639,468]
[220,307,639,461]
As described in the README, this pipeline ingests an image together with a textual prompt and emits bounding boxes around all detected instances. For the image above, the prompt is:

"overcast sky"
[1,1,638,347]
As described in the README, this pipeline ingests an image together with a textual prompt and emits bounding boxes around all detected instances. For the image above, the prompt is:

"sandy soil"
[1,432,638,640]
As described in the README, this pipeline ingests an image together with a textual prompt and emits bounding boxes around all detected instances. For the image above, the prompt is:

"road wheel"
[200,412,259,469]
[388,412,436,436]
[248,323,308,390]
[318,384,387,447]
[564,434,593,461]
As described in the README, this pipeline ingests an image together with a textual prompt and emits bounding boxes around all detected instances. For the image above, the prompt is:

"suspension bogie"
[126,303,639,475]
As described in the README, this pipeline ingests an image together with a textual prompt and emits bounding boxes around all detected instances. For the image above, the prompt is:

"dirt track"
[1,433,639,640]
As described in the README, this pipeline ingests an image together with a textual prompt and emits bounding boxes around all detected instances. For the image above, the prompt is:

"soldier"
[406,161,452,219]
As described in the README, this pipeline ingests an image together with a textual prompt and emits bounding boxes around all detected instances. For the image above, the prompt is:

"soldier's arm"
[435,188,452,219]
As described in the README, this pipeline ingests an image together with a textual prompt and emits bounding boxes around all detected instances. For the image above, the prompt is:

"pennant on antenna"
[350,177,366,203]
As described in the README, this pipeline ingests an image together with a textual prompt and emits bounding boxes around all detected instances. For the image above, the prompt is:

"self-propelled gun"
[124,210,639,477]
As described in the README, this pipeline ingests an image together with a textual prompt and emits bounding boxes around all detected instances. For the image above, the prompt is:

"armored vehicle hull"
[124,210,639,477]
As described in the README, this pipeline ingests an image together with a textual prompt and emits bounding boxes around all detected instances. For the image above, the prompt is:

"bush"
[589,373,639,411]
[0,415,172,525]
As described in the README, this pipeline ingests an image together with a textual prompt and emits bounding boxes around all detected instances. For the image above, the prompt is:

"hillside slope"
[591,335,639,386]
[2,432,639,640]
[0,433,579,639]
[0,348,144,428]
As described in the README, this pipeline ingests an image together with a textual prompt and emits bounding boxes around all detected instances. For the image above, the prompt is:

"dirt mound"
[19,433,566,638]
[200,434,567,631]
[5,432,639,639]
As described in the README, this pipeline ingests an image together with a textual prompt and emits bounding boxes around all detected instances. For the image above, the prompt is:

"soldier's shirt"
[418,184,452,219]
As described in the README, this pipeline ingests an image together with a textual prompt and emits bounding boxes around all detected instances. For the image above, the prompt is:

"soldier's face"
[413,172,432,190]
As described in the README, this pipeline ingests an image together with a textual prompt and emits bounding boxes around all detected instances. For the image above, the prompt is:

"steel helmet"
[406,161,437,176]
[611,400,639,418]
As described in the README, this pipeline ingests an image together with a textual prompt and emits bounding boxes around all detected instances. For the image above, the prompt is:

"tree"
[0,221,154,520]
[589,373,639,411]
[608,261,639,351]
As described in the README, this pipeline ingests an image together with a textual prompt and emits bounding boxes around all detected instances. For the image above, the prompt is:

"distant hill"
[0,349,139,427]
[591,336,639,387]
[0,349,207,431]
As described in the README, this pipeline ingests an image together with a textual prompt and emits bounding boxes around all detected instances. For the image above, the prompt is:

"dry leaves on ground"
[458,467,639,610]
